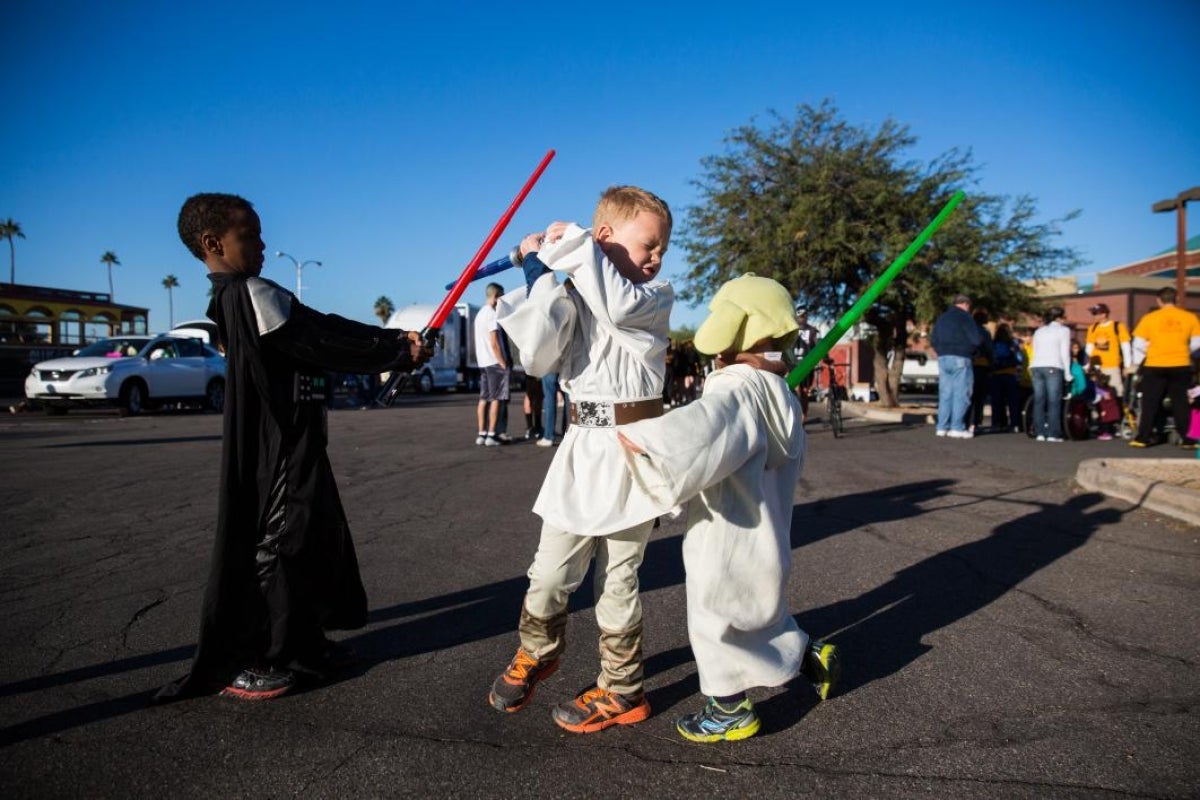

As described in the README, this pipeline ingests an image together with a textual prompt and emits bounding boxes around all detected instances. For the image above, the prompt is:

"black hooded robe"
[154,274,415,702]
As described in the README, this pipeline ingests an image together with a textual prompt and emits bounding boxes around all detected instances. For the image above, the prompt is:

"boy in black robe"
[155,193,427,702]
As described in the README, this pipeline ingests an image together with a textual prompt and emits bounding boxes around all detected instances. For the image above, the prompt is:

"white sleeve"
[620,376,758,510]
[537,224,673,355]
[495,274,576,376]
[1132,336,1148,365]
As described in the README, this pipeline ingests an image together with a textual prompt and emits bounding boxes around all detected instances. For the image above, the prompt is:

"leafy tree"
[374,295,395,325]
[669,324,697,343]
[162,274,180,328]
[100,251,121,299]
[678,101,1083,406]
[1,218,24,284]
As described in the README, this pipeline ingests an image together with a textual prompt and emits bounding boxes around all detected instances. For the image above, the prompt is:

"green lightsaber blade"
[787,190,966,389]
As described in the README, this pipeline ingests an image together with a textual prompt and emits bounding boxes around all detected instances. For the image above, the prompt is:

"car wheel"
[44,405,68,416]
[119,379,147,417]
[417,370,434,394]
[206,378,225,412]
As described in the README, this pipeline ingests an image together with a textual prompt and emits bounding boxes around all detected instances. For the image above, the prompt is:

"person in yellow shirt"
[1130,287,1200,448]
[1084,303,1132,397]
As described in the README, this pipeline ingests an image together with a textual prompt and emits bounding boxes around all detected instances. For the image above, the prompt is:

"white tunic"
[496,224,673,536]
[619,364,807,696]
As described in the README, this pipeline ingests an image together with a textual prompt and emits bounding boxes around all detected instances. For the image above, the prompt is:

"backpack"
[993,339,1018,369]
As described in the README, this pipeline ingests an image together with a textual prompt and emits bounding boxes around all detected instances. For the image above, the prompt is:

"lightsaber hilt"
[786,190,966,390]
[443,246,522,291]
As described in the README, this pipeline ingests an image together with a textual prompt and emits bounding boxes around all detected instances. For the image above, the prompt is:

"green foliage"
[1,218,25,284]
[678,100,1083,328]
[677,101,1084,404]
[373,295,395,324]
[669,324,697,343]
[100,250,120,298]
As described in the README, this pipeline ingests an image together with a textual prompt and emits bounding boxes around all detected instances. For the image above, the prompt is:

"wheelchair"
[1023,393,1091,440]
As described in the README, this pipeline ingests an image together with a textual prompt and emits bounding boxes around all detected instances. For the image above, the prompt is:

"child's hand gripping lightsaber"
[787,190,966,390]
[376,149,555,407]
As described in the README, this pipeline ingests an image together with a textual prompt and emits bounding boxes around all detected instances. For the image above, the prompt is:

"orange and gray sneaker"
[488,647,559,713]
[551,686,651,733]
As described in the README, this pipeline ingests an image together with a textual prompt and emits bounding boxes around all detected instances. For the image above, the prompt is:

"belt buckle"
[576,400,614,427]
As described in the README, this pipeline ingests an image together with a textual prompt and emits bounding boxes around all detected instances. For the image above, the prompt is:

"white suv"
[24,334,226,416]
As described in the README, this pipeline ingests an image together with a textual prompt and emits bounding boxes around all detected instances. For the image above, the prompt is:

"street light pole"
[274,251,323,302]
[1152,187,1200,302]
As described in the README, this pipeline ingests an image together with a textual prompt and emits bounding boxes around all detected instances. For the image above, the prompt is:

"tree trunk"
[868,309,909,408]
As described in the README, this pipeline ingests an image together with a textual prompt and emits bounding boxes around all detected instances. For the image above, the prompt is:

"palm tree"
[1,218,25,284]
[162,274,180,328]
[374,295,395,325]
[100,251,120,298]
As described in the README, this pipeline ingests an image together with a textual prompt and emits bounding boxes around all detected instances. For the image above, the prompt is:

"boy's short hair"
[485,282,504,299]
[178,193,254,260]
[592,186,672,232]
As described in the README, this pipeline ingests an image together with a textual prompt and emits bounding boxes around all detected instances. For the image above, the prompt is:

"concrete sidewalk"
[843,399,1200,528]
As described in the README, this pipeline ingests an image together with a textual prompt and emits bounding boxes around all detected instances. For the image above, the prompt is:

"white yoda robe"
[619,364,808,696]
[496,224,674,536]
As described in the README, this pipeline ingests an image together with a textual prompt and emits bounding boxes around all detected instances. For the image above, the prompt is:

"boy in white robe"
[488,186,674,734]
[616,274,841,742]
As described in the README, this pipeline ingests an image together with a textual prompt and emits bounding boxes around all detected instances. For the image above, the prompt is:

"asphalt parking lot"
[1,394,1197,799]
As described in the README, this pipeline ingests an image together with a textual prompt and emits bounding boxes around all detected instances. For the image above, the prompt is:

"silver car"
[24,334,226,416]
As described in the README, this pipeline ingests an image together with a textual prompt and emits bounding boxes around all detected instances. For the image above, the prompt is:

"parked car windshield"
[74,337,152,358]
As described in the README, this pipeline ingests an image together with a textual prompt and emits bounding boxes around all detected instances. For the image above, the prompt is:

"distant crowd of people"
[930,287,1200,448]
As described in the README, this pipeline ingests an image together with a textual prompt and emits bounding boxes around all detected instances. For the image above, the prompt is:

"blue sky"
[3,1,1198,333]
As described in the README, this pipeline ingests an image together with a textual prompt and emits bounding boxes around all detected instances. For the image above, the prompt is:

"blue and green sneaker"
[675,697,761,742]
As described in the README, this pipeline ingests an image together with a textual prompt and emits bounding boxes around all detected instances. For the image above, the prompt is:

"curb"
[843,401,935,425]
[841,403,1200,528]
[1075,458,1200,528]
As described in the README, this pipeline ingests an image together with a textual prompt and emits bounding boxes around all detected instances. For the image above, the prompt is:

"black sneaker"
[293,638,357,680]
[488,648,559,712]
[221,667,296,700]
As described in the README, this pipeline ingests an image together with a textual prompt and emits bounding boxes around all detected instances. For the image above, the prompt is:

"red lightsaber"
[376,149,555,407]
[421,148,556,344]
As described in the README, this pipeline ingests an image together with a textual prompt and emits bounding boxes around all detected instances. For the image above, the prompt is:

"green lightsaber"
[787,190,966,389]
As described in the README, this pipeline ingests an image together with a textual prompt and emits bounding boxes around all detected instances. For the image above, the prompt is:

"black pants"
[1135,366,1193,443]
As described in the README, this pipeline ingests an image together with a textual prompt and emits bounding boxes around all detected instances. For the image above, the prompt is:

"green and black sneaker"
[802,640,841,701]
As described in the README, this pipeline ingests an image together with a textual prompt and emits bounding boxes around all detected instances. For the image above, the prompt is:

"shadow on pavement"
[0,482,1122,748]
[344,532,687,672]
[790,490,1122,703]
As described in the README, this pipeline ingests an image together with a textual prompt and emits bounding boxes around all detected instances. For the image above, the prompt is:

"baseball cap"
[694,274,799,355]
[1088,303,1109,314]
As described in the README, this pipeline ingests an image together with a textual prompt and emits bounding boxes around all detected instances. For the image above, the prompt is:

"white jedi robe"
[619,364,808,696]
[496,224,673,536]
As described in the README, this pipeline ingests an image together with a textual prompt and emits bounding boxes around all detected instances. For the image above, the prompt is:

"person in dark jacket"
[930,293,985,438]
[155,193,427,703]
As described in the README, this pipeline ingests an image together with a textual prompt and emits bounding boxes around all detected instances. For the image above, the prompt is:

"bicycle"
[820,359,846,438]
[1120,372,1184,445]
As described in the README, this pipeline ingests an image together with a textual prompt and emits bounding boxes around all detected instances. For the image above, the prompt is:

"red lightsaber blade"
[422,148,556,343]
